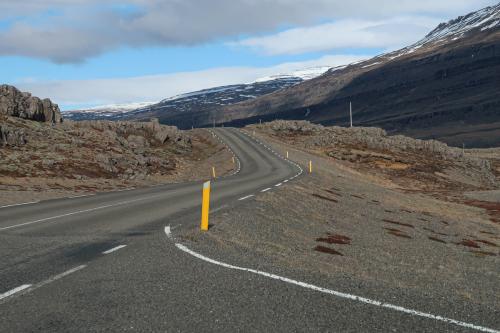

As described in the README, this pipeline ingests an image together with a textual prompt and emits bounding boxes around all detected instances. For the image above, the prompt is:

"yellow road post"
[212,166,216,178]
[232,156,235,164]
[200,181,211,231]
[286,151,289,159]
[309,160,312,174]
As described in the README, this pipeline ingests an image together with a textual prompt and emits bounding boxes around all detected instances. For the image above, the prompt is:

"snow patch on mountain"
[374,3,500,63]
[253,66,332,83]
[419,3,500,45]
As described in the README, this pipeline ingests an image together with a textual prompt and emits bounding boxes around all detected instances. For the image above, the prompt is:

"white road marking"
[238,195,255,201]
[0,194,165,232]
[173,241,499,333]
[0,201,40,209]
[103,245,127,254]
[114,188,135,192]
[283,180,289,183]
[68,194,95,199]
[165,226,172,238]
[0,285,32,300]
[261,188,272,192]
[275,183,282,187]
[0,265,86,304]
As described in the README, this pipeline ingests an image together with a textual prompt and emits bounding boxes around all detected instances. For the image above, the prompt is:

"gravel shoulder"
[177,125,500,330]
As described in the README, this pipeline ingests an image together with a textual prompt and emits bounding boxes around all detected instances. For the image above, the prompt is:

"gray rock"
[0,124,27,146]
[0,85,63,123]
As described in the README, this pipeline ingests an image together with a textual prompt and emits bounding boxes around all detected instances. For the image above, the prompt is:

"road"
[0,128,497,332]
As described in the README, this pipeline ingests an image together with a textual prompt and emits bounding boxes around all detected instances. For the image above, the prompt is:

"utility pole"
[349,101,353,128]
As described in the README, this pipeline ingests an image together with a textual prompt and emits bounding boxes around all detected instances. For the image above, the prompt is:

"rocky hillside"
[0,85,62,123]
[167,4,500,148]
[0,86,235,198]
[1,114,191,181]
[252,120,498,192]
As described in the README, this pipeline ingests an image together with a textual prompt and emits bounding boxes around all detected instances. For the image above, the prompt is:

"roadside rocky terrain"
[179,121,499,326]
[0,86,234,205]
[254,120,498,194]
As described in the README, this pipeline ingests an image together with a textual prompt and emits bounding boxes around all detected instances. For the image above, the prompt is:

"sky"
[0,0,497,110]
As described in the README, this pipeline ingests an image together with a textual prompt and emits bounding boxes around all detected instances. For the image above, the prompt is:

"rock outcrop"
[67,118,191,151]
[257,120,497,190]
[0,85,62,123]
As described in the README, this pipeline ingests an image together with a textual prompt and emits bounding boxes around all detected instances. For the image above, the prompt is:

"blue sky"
[0,0,496,110]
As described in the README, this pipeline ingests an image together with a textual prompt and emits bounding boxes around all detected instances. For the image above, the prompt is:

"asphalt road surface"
[0,128,498,332]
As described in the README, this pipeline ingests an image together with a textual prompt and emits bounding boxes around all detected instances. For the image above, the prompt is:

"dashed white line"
[165,226,172,238]
[261,188,272,192]
[103,245,127,254]
[171,239,499,333]
[275,183,282,187]
[0,265,86,304]
[0,284,32,300]
[238,195,255,201]
[0,201,40,209]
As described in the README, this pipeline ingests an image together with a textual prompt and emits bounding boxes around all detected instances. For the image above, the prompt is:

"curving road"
[0,128,307,331]
[1,128,497,333]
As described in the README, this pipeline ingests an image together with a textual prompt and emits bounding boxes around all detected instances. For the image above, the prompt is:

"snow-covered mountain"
[63,102,155,120]
[63,67,331,121]
[421,3,500,45]
[357,3,500,67]
[162,3,500,147]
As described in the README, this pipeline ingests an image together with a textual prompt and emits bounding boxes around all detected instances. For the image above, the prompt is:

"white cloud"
[0,0,496,62]
[16,54,369,109]
[234,16,442,55]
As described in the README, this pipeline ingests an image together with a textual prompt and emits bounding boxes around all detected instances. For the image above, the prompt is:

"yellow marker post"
[232,156,235,164]
[309,160,312,174]
[286,151,289,159]
[200,181,210,231]
[212,166,216,178]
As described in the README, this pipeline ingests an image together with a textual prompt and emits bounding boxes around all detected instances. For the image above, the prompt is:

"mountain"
[63,102,155,121]
[64,67,332,124]
[217,4,500,148]
[150,4,500,148]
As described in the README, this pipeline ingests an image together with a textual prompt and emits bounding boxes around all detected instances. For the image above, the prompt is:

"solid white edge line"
[0,194,164,232]
[68,194,95,199]
[0,284,32,300]
[171,240,499,333]
[103,245,127,254]
[238,195,254,201]
[0,201,39,209]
